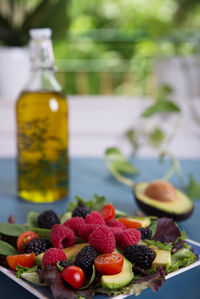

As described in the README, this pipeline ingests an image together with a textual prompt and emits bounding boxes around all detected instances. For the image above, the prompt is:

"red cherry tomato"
[118,218,142,229]
[61,266,85,289]
[17,231,39,252]
[100,204,115,221]
[94,253,124,275]
[6,253,35,271]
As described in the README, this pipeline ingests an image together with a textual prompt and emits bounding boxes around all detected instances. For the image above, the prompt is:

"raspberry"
[38,210,60,229]
[109,227,124,236]
[124,245,155,269]
[42,248,66,267]
[106,219,126,229]
[115,229,141,249]
[23,238,51,255]
[75,246,97,277]
[89,226,115,253]
[85,211,106,225]
[78,224,99,241]
[50,224,75,249]
[64,217,85,235]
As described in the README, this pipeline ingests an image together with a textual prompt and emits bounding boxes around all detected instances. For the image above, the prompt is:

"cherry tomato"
[6,253,35,271]
[118,218,141,229]
[94,253,124,275]
[17,231,39,252]
[61,266,85,289]
[100,204,115,221]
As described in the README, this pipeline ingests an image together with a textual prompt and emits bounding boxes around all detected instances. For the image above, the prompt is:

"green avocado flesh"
[101,255,134,290]
[134,182,194,221]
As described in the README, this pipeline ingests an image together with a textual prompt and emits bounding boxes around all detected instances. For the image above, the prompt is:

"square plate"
[1,239,200,299]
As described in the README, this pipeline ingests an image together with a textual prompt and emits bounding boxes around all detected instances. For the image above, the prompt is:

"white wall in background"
[0,96,200,158]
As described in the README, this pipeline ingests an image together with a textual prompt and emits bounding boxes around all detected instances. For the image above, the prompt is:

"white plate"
[1,239,200,299]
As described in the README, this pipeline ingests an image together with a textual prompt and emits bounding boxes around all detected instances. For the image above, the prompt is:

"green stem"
[107,165,135,187]
[160,150,184,184]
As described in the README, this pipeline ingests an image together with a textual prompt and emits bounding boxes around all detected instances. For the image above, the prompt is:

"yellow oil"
[16,91,69,203]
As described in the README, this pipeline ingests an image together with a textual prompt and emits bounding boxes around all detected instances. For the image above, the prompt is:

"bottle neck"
[24,36,62,92]
[30,36,54,71]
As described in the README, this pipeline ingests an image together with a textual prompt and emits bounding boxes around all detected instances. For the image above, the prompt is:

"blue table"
[0,157,200,299]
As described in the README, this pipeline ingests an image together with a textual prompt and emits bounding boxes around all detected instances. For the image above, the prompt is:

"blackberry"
[38,210,60,229]
[72,201,90,219]
[23,238,51,255]
[124,245,155,269]
[75,246,97,277]
[137,227,152,240]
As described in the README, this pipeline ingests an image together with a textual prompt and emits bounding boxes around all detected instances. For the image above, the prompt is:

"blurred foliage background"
[1,0,200,95]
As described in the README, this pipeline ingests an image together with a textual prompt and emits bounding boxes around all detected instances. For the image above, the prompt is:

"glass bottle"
[16,28,69,203]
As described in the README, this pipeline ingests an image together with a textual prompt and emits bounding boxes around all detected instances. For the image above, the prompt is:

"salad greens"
[68,194,106,212]
[0,240,18,256]
[0,195,198,299]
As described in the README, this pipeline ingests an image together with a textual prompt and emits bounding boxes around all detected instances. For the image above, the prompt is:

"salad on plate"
[0,194,199,299]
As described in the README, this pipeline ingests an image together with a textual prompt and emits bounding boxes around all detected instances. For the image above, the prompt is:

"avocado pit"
[145,180,177,202]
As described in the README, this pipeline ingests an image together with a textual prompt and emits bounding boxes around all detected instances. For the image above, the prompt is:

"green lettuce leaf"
[27,211,39,228]
[145,240,172,251]
[16,264,38,278]
[0,240,18,255]
[167,244,197,273]
[68,194,106,212]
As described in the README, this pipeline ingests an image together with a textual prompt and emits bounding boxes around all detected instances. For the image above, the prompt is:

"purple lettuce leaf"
[153,217,181,243]
[172,239,185,253]
[38,266,93,299]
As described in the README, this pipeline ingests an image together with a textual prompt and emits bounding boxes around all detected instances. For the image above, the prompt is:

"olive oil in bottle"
[16,29,68,203]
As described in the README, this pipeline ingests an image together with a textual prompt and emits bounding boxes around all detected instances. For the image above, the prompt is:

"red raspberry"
[78,224,97,241]
[109,226,124,236]
[64,217,85,235]
[106,219,126,229]
[42,248,66,267]
[50,224,75,249]
[85,211,106,225]
[89,226,115,253]
[115,229,141,249]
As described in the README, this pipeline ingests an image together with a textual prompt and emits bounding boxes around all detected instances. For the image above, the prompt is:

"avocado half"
[133,182,194,221]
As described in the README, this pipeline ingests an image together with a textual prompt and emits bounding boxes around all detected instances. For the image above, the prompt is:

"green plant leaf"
[187,174,200,199]
[149,127,165,148]
[125,129,140,153]
[167,245,197,273]
[27,211,39,228]
[141,100,181,118]
[0,240,18,256]
[32,228,51,240]
[145,240,172,251]
[16,265,38,278]
[59,212,72,224]
[22,0,70,41]
[105,148,138,174]
[105,147,137,187]
[0,223,29,237]
[68,194,106,212]
[156,84,173,102]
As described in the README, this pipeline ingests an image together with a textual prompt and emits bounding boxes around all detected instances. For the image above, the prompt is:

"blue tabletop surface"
[0,157,200,299]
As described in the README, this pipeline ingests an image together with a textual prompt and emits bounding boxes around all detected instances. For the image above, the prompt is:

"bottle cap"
[29,28,52,39]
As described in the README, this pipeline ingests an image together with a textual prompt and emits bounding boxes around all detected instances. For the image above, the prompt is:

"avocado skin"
[133,186,194,221]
